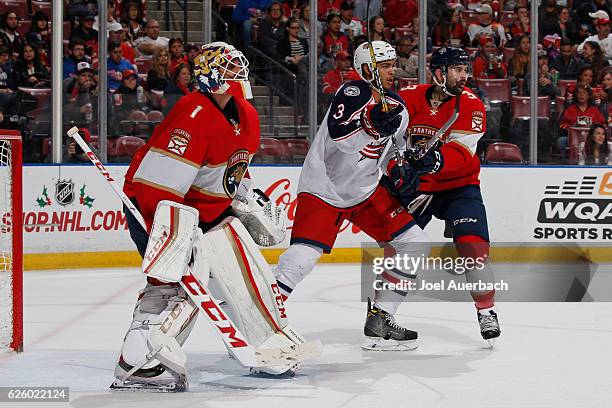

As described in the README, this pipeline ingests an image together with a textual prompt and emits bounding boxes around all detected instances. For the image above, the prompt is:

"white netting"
[0,139,13,351]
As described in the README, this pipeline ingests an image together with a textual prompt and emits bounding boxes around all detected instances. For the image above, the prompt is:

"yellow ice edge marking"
[23,246,612,271]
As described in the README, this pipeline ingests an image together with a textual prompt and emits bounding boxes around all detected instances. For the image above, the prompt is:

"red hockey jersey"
[398,84,486,193]
[124,91,260,230]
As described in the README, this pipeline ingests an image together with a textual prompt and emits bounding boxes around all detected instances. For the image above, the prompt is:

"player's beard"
[447,78,466,96]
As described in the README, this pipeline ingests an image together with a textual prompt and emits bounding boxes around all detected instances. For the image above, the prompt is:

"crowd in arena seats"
[0,0,610,165]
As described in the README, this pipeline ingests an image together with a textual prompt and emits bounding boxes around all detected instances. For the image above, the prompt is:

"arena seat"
[502,47,515,64]
[461,10,479,25]
[568,127,589,164]
[511,96,550,120]
[30,1,51,18]
[500,11,517,26]
[17,87,51,109]
[110,135,145,162]
[485,142,524,164]
[476,78,511,103]
[281,138,309,163]
[147,110,164,123]
[0,0,29,19]
[254,137,289,163]
[16,19,30,37]
[135,58,152,74]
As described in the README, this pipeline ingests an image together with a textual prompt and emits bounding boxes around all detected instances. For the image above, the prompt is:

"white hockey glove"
[231,188,286,247]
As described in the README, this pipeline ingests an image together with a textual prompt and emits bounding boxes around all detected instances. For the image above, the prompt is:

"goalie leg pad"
[142,200,199,283]
[115,282,198,384]
[196,216,303,372]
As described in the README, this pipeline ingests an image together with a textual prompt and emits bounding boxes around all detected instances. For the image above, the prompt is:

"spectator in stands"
[65,0,98,22]
[277,17,308,77]
[368,16,389,42]
[107,40,137,91]
[599,66,612,105]
[27,11,51,55]
[578,41,609,82]
[283,0,303,18]
[114,69,146,118]
[577,15,612,63]
[579,123,611,164]
[384,0,417,29]
[550,38,580,80]
[472,35,508,79]
[134,19,169,57]
[298,3,318,43]
[539,0,563,36]
[523,50,561,98]
[321,13,351,70]
[146,48,170,100]
[395,35,418,78]
[185,43,199,68]
[113,23,136,64]
[353,0,382,23]
[168,38,188,75]
[164,63,193,113]
[468,4,506,47]
[63,40,90,79]
[0,11,25,59]
[318,0,342,21]
[339,1,364,40]
[508,34,530,85]
[120,1,146,41]
[559,85,606,133]
[321,50,359,95]
[13,43,50,88]
[505,5,530,47]
[575,2,612,31]
[63,61,97,128]
[542,7,580,43]
[232,0,273,49]
[433,5,467,47]
[64,127,95,163]
[258,1,286,60]
[69,13,99,57]
[0,46,16,111]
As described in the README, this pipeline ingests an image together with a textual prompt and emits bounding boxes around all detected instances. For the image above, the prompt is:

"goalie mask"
[353,41,396,85]
[193,42,251,96]
[430,47,471,96]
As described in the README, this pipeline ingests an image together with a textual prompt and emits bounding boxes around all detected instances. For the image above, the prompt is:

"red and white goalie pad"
[197,217,297,358]
[142,201,200,283]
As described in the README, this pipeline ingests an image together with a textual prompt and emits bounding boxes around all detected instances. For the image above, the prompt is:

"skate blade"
[361,337,418,351]
[110,378,187,393]
[486,338,496,349]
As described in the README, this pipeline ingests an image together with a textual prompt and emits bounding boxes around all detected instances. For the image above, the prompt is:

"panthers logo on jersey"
[223,150,249,198]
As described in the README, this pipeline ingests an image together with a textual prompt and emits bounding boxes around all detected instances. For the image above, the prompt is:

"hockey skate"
[362,298,418,351]
[478,307,501,348]
[110,356,188,392]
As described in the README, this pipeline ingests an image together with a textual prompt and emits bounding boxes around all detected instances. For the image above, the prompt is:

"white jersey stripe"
[133,150,199,194]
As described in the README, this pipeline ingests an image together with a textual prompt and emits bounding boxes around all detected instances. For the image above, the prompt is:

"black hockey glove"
[361,103,404,138]
[386,157,419,198]
[406,145,444,176]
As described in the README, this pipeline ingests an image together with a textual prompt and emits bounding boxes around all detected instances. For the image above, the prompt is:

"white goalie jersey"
[298,80,409,208]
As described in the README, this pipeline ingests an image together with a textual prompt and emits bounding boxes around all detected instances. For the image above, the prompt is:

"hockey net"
[0,132,22,352]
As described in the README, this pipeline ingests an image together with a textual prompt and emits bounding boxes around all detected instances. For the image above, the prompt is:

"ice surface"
[1,264,611,408]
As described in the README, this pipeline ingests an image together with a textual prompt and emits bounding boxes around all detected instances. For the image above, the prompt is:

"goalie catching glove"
[232,187,286,247]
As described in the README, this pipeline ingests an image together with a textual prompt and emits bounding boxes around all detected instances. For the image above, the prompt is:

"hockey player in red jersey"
[274,41,436,351]
[391,47,501,344]
[112,42,296,391]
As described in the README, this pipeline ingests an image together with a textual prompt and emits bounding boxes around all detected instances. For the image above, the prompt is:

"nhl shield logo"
[223,150,249,198]
[55,179,75,206]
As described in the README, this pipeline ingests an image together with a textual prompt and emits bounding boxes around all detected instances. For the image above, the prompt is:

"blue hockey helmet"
[430,47,471,96]
[193,42,250,95]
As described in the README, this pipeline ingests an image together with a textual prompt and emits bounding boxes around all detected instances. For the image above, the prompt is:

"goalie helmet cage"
[0,131,22,352]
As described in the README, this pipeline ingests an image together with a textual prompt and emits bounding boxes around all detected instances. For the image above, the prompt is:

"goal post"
[0,131,22,352]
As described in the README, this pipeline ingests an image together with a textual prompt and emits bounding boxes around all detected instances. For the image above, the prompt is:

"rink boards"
[20,164,612,269]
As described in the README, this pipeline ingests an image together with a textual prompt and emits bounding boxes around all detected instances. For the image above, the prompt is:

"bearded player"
[390,47,501,345]
[112,42,299,391]
[274,41,441,351]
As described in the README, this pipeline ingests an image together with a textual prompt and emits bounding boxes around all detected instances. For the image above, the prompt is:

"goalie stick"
[67,126,321,369]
